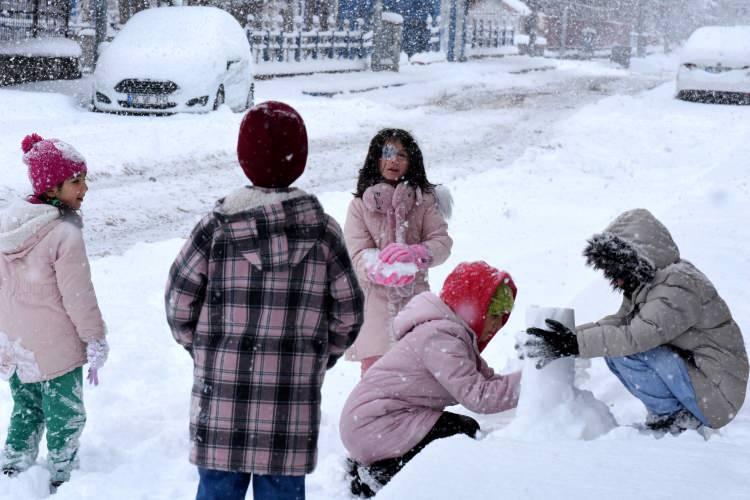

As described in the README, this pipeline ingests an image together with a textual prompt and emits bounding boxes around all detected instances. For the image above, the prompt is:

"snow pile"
[409,51,447,65]
[0,39,81,58]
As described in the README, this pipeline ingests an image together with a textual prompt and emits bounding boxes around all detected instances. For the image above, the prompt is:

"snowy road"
[3,58,666,257]
[85,70,663,257]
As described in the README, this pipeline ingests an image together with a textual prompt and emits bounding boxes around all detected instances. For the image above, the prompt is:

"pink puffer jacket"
[339,292,521,465]
[0,201,105,383]
[344,183,452,360]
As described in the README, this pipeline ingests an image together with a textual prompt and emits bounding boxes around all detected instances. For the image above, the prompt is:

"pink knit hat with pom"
[22,133,87,196]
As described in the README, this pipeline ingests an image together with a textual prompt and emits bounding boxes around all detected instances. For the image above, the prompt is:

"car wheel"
[213,86,225,111]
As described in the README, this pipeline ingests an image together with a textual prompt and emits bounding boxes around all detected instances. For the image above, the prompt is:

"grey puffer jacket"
[576,208,748,429]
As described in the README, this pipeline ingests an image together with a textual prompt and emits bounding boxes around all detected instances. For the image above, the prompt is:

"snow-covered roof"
[680,25,750,66]
[469,0,529,17]
[503,0,531,15]
[0,37,82,58]
[382,12,404,25]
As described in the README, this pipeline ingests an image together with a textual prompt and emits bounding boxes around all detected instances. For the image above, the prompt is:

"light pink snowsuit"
[340,291,521,465]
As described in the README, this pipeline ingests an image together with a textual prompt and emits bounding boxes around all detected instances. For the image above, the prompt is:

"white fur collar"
[0,200,60,254]
[218,186,310,215]
[433,185,453,221]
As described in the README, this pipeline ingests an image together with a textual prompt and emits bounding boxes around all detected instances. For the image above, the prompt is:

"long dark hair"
[354,128,436,197]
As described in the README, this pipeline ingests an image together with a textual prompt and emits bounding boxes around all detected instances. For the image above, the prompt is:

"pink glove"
[366,261,416,287]
[409,244,431,270]
[380,243,431,270]
[379,243,412,264]
[87,368,99,386]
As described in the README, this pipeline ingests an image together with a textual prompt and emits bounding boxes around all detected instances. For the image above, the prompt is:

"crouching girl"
[518,208,748,434]
[339,261,520,497]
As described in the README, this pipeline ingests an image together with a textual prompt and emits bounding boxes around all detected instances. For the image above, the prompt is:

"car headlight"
[682,63,697,70]
[96,92,111,104]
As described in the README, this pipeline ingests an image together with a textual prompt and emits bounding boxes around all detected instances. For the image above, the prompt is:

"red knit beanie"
[236,101,308,188]
[440,261,517,351]
[22,133,87,196]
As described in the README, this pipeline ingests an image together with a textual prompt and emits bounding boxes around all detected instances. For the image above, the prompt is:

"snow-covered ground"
[1,53,749,499]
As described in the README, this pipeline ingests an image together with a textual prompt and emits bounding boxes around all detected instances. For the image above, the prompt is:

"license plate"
[127,94,168,106]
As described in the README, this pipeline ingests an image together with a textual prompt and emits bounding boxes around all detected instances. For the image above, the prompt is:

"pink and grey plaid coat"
[165,187,364,475]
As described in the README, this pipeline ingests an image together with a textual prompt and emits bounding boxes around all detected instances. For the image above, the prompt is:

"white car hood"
[95,43,222,89]
[680,26,750,67]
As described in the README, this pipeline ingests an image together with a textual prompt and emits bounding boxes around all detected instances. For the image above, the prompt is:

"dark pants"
[350,411,479,497]
[196,467,305,500]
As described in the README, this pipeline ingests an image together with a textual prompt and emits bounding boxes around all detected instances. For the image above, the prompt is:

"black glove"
[516,319,580,369]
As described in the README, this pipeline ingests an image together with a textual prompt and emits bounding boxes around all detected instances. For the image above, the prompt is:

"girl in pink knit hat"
[343,128,453,376]
[0,134,108,493]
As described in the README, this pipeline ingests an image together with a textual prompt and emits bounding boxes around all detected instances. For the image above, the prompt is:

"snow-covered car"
[676,25,750,104]
[93,6,254,113]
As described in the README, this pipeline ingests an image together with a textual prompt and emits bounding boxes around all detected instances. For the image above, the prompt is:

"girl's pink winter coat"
[344,185,452,361]
[339,292,521,465]
[0,201,106,383]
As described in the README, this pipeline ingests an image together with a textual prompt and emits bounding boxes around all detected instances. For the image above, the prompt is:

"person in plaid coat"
[165,102,364,500]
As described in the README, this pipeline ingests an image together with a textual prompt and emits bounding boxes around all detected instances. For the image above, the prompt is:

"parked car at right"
[676,25,750,104]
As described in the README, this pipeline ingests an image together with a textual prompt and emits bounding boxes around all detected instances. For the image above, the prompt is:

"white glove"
[86,338,109,386]
[86,338,109,370]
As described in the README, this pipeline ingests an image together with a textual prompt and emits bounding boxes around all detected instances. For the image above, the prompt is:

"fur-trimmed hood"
[0,200,61,256]
[583,209,679,291]
[215,185,310,216]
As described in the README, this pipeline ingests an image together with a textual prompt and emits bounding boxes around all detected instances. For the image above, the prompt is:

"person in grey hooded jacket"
[518,208,748,433]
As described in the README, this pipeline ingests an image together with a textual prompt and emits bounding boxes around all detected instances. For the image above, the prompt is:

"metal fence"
[246,17,373,67]
[427,14,440,52]
[466,17,515,56]
[0,0,72,42]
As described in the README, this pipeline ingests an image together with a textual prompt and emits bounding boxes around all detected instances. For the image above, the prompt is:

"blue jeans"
[605,345,709,425]
[196,467,305,500]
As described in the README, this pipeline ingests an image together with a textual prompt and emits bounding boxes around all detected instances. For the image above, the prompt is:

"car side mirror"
[227,59,240,71]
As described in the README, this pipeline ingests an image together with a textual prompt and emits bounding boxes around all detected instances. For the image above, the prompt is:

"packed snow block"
[500,306,616,440]
[0,55,81,86]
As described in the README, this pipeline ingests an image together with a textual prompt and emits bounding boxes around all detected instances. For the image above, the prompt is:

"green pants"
[2,368,86,482]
